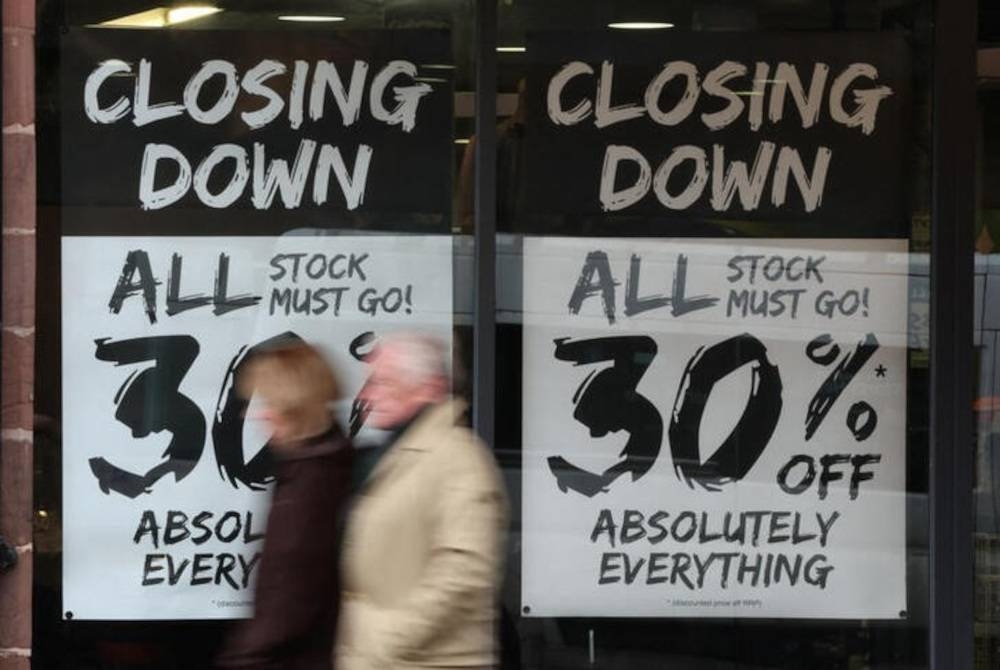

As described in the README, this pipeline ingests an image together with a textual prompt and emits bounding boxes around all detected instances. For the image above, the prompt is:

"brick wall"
[1,0,35,667]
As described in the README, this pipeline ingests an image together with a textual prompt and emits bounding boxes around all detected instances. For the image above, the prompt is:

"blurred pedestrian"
[335,333,508,670]
[218,341,353,670]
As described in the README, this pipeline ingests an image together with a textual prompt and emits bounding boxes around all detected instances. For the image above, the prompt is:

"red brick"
[0,439,32,545]
[2,0,36,32]
[0,232,35,329]
[0,393,32,429]
[1,31,34,127]
[0,405,31,441]
[0,555,31,648]
[0,655,31,670]
[2,134,37,231]
[0,326,33,420]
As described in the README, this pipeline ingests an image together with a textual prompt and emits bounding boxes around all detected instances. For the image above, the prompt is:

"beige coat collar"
[367,399,466,484]
[390,399,466,451]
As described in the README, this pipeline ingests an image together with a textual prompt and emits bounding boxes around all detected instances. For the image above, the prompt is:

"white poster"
[62,234,453,620]
[521,237,908,619]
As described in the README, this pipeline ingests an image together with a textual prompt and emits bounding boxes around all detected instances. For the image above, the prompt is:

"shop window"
[491,1,933,667]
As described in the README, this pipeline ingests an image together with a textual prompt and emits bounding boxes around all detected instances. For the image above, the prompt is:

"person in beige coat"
[335,334,508,670]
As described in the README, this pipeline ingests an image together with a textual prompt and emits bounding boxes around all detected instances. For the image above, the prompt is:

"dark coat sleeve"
[218,439,352,669]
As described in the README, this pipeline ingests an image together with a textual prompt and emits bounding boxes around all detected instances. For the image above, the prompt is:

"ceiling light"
[421,64,456,70]
[608,22,674,29]
[415,77,449,84]
[99,8,167,27]
[98,5,220,28]
[454,138,471,144]
[497,46,526,53]
[166,6,221,24]
[278,15,346,22]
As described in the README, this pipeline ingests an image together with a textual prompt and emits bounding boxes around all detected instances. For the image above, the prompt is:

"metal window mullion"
[929,0,977,667]
[472,0,497,448]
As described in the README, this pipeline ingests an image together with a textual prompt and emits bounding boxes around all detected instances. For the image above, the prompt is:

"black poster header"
[522,32,912,237]
[60,29,453,234]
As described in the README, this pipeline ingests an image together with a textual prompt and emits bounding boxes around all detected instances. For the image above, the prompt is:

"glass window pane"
[34,1,475,665]
[493,2,933,667]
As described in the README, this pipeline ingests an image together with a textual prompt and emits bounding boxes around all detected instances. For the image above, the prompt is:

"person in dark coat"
[218,342,353,670]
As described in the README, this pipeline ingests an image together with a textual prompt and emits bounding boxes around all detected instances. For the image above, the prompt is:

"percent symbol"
[804,333,881,442]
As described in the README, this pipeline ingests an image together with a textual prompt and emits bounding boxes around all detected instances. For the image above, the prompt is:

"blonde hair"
[238,342,340,425]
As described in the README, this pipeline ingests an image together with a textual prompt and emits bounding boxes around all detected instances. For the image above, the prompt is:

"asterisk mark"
[875,364,887,378]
